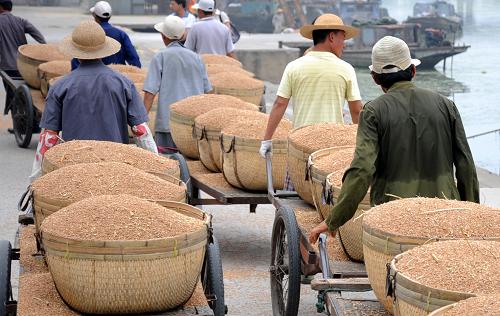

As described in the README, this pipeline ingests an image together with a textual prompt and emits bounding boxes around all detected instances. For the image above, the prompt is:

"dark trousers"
[2,70,21,113]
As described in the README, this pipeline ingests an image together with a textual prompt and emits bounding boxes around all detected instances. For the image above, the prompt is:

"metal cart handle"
[318,234,331,279]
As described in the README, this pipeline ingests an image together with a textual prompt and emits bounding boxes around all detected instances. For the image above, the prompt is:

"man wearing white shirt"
[169,0,196,41]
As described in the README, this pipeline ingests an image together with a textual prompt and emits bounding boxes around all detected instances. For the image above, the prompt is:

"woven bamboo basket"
[211,72,265,105]
[41,198,208,314]
[42,140,179,179]
[201,54,243,68]
[287,124,358,205]
[388,240,499,316]
[206,64,255,78]
[427,295,500,316]
[32,162,186,233]
[17,44,70,89]
[38,60,71,97]
[108,64,147,74]
[307,146,369,262]
[170,95,259,159]
[220,117,291,191]
[362,198,500,314]
[194,124,221,172]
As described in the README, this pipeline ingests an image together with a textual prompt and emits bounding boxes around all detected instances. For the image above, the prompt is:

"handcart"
[0,70,44,148]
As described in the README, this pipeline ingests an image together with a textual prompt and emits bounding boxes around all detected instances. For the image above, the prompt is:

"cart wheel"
[201,236,225,316]
[0,240,13,316]
[270,207,301,316]
[11,85,34,148]
[164,152,199,202]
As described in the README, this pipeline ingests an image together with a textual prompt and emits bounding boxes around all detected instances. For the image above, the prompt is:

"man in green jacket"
[309,36,479,243]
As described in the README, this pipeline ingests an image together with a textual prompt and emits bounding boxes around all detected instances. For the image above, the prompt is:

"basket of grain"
[170,94,259,159]
[388,240,500,316]
[206,63,255,78]
[40,195,208,314]
[47,76,61,92]
[194,108,263,172]
[427,294,500,316]
[210,72,265,106]
[121,72,146,84]
[42,140,180,181]
[17,44,71,89]
[307,146,369,262]
[362,197,500,313]
[30,89,45,112]
[31,162,186,233]
[201,54,243,68]
[108,64,147,74]
[288,123,357,205]
[221,114,292,190]
[38,61,71,97]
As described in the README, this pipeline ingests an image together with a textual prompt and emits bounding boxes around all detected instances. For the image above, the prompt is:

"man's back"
[185,17,233,55]
[41,60,147,144]
[0,11,45,70]
[361,81,477,203]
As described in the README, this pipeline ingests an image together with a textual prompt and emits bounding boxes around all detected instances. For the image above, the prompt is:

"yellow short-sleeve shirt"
[277,51,361,128]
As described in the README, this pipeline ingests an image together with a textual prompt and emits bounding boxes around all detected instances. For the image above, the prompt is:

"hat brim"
[300,24,359,40]
[154,22,164,35]
[369,58,422,73]
[58,35,121,60]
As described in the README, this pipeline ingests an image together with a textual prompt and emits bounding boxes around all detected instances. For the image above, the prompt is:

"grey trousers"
[155,132,177,154]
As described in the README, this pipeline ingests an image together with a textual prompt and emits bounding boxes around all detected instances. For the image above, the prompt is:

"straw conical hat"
[58,20,120,60]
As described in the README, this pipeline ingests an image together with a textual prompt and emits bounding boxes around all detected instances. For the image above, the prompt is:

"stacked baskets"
[38,60,71,97]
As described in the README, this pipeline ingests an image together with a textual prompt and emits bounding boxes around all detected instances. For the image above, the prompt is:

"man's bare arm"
[348,100,363,124]
[263,96,290,140]
[143,91,156,113]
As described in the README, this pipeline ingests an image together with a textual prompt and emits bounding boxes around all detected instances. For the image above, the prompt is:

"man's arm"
[143,91,156,113]
[23,19,46,44]
[263,96,289,140]
[348,100,362,124]
[122,34,141,68]
[451,103,479,202]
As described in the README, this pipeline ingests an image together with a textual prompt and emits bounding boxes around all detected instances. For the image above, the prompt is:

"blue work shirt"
[71,21,141,70]
[143,41,211,132]
[41,60,148,144]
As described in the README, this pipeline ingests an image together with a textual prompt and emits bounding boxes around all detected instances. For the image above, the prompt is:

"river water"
[353,0,500,174]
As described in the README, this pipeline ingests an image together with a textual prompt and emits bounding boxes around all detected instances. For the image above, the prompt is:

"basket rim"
[308,145,354,181]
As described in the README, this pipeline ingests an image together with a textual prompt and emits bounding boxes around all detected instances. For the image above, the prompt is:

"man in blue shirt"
[71,1,141,70]
[143,15,211,152]
[169,0,196,42]
[30,20,156,180]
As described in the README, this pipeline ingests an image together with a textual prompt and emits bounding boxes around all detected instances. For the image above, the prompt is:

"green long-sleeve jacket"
[326,81,479,231]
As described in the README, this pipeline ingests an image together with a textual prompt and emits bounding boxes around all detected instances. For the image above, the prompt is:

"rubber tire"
[164,152,199,202]
[11,85,34,148]
[270,207,301,316]
[201,237,225,316]
[0,240,12,316]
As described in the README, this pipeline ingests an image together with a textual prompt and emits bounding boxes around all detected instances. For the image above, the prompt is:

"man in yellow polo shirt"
[260,14,362,188]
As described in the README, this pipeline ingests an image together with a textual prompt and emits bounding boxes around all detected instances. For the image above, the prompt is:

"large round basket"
[206,63,255,78]
[287,123,358,206]
[211,72,265,106]
[427,294,500,316]
[41,199,208,314]
[17,44,70,89]
[32,162,186,234]
[307,146,369,262]
[388,240,499,316]
[41,140,180,180]
[220,117,291,191]
[108,64,147,74]
[201,54,243,68]
[38,60,71,97]
[170,95,259,159]
[362,198,500,313]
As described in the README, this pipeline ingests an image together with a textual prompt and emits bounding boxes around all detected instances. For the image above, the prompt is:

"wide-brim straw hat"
[58,20,120,60]
[300,13,359,40]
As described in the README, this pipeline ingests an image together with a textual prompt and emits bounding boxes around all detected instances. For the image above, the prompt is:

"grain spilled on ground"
[41,194,204,240]
[395,240,500,294]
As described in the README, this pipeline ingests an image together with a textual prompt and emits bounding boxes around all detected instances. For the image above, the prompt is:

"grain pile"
[170,94,258,159]
[210,72,265,105]
[20,225,48,274]
[436,295,500,316]
[221,115,292,190]
[196,108,261,130]
[288,123,358,206]
[121,72,146,83]
[108,64,146,74]
[201,54,243,67]
[19,44,70,62]
[206,63,254,77]
[42,140,179,177]
[41,194,204,240]
[394,240,499,294]
[18,273,78,316]
[314,147,355,180]
[363,198,499,239]
[32,162,185,205]
[38,60,71,77]
[362,197,500,313]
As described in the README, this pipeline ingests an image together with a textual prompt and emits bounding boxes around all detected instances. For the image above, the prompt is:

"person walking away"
[71,1,141,70]
[185,0,236,58]
[259,14,363,189]
[309,36,479,243]
[0,0,45,122]
[169,0,196,42]
[143,15,211,153]
[31,21,156,180]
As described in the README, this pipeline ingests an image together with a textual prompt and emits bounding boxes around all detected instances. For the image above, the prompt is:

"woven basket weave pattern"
[17,52,43,89]
[170,112,199,159]
[363,243,395,313]
[195,126,222,172]
[287,142,314,204]
[214,86,264,106]
[337,208,365,262]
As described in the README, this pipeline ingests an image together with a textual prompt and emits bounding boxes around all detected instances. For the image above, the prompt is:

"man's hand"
[259,140,272,158]
[309,220,335,244]
[132,123,158,154]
